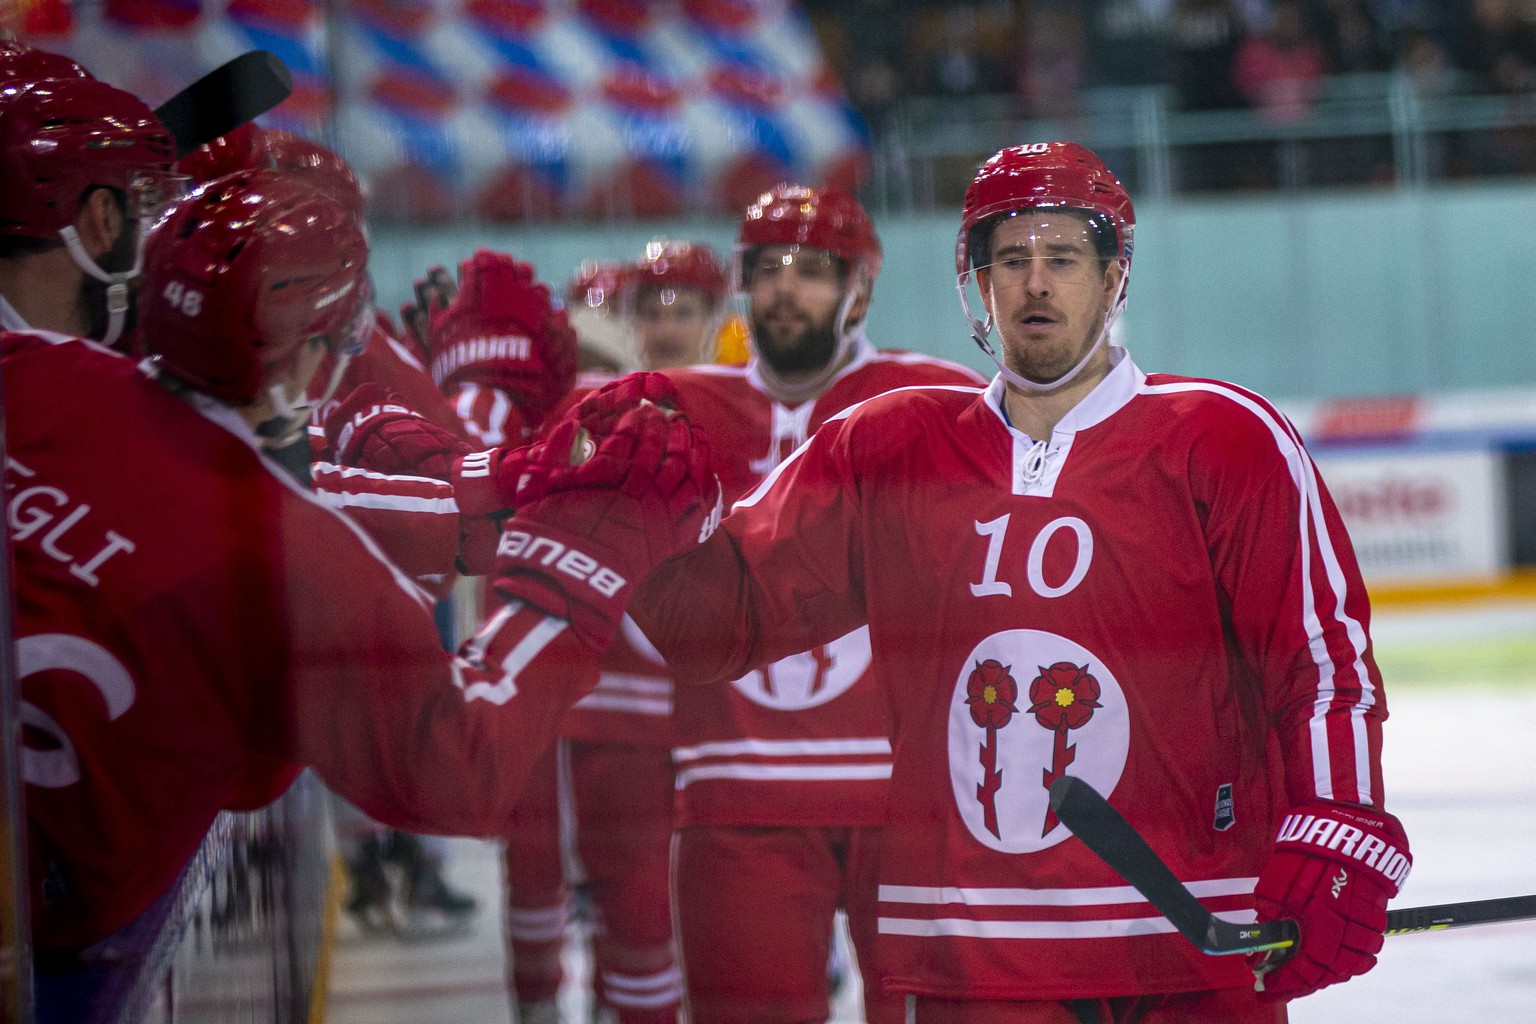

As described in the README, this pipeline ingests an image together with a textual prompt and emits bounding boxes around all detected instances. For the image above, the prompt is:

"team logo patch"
[949,630,1128,854]
[729,627,872,710]
[1213,783,1236,832]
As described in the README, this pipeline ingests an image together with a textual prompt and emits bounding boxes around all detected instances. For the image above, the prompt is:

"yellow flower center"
[983,684,998,704]
[1054,687,1075,708]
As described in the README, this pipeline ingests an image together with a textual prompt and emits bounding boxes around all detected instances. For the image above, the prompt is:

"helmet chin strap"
[258,351,354,449]
[962,264,1129,395]
[59,224,142,349]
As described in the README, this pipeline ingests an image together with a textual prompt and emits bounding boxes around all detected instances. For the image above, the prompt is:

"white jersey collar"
[982,345,1145,441]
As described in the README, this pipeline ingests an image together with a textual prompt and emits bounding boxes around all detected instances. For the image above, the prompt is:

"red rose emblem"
[966,658,1019,729]
[1028,661,1102,731]
[1028,661,1103,837]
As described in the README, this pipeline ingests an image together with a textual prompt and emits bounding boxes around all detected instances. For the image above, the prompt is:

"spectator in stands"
[1308,0,1392,76]
[1170,0,1249,189]
[842,0,911,131]
[1169,0,1246,111]
[1018,1,1087,119]
[1234,1,1330,123]
[1077,0,1172,89]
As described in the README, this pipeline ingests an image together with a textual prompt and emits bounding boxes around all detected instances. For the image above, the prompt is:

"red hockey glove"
[492,403,721,651]
[568,371,686,435]
[1250,799,1412,1001]
[423,250,579,429]
[325,383,471,479]
[325,383,545,576]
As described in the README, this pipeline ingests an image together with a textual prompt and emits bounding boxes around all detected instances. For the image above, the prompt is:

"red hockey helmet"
[0,76,177,239]
[0,41,92,93]
[264,129,368,226]
[631,239,726,302]
[957,141,1134,278]
[566,259,629,311]
[175,121,274,187]
[737,182,882,283]
[139,169,369,405]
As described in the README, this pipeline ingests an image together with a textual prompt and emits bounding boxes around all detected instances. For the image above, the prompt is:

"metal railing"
[866,73,1536,210]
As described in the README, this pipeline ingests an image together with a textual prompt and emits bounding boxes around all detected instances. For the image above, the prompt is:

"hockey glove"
[492,403,721,651]
[1250,799,1412,1001]
[567,371,686,436]
[326,383,471,480]
[325,383,539,575]
[421,249,579,430]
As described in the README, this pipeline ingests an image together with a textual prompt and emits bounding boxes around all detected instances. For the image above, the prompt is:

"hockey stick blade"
[154,51,293,158]
[1048,776,1298,955]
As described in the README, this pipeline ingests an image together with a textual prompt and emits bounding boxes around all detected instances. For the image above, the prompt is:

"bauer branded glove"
[326,383,471,480]
[415,250,579,431]
[1250,798,1412,1001]
[492,402,721,651]
[325,383,541,575]
[566,371,685,435]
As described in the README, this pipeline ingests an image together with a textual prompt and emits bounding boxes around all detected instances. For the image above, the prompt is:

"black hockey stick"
[154,50,293,158]
[1049,776,1536,954]
[1047,775,1297,955]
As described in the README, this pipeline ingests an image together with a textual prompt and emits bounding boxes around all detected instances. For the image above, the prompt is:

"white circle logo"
[948,629,1129,853]
[729,626,872,710]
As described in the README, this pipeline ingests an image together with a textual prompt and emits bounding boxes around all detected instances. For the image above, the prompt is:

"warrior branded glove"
[414,250,579,431]
[492,403,721,651]
[1250,799,1412,1001]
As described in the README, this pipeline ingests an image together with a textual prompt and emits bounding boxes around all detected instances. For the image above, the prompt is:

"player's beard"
[80,223,139,350]
[750,301,839,377]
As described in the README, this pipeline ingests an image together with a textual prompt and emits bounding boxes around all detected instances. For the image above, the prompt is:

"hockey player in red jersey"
[501,238,729,1024]
[633,144,1408,1023]
[5,168,719,956]
[628,239,728,370]
[641,186,985,1024]
[0,70,181,347]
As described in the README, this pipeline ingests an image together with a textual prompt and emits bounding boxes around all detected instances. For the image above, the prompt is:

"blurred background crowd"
[14,0,1536,224]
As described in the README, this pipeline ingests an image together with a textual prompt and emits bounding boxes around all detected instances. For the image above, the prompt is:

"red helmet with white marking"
[957,141,1133,280]
[139,169,369,407]
[956,142,1135,392]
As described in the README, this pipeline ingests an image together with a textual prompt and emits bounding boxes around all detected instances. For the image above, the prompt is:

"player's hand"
[491,402,721,650]
[325,383,470,479]
[1249,799,1412,1001]
[419,249,579,429]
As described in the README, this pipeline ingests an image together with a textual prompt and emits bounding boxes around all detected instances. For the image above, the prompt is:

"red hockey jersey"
[635,350,1390,998]
[5,330,601,948]
[641,338,986,827]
